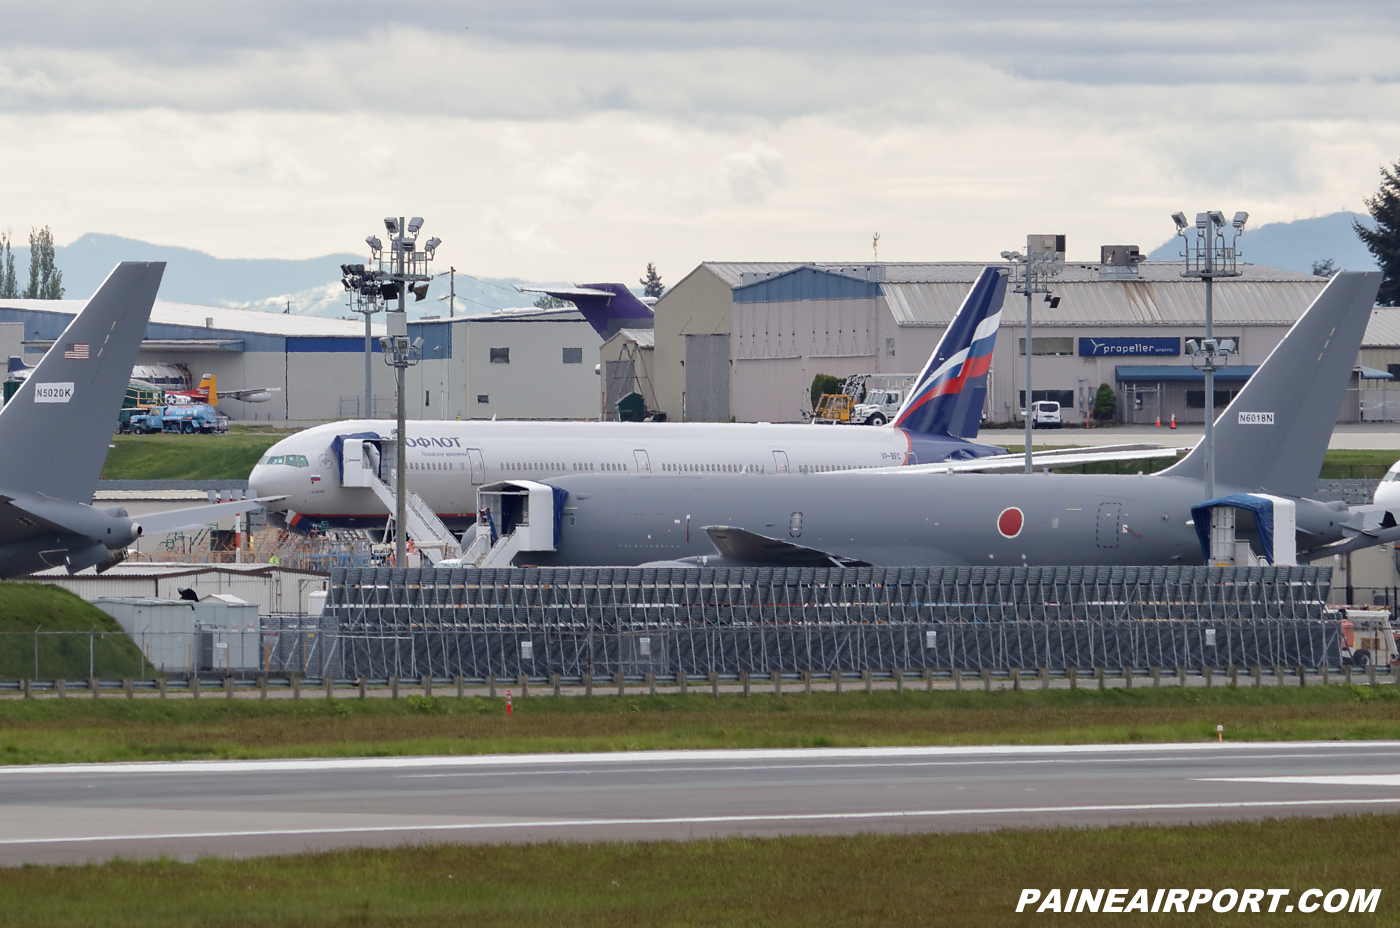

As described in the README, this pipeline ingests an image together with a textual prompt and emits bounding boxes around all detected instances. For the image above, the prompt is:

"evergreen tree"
[1311,258,1337,279]
[532,294,568,309]
[1355,155,1400,306]
[810,373,842,408]
[24,226,63,300]
[0,232,15,299]
[640,262,665,298]
[1093,383,1117,421]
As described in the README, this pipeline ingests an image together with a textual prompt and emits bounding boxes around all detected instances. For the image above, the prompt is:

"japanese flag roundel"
[997,507,1024,538]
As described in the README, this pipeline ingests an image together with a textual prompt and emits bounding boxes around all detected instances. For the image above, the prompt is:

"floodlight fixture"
[412,282,430,302]
[1232,211,1249,229]
[1196,212,1210,228]
[432,346,444,358]
[1000,250,1022,261]
[1172,212,1189,231]
[407,217,424,234]
[1186,339,1200,355]
[384,217,399,234]
[424,236,441,257]
[412,336,424,352]
[1219,338,1237,354]
[1048,296,1061,308]
[378,336,392,352]
[1207,210,1226,226]
[365,235,382,253]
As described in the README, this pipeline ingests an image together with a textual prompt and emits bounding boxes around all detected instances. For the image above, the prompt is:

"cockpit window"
[295,455,309,467]
[267,455,283,465]
[1385,471,1398,482]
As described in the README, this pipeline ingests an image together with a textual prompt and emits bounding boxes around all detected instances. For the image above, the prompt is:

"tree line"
[0,226,64,299]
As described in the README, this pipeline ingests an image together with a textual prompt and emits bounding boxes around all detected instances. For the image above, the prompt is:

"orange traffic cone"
[1155,415,1161,427]
[1169,414,1177,429]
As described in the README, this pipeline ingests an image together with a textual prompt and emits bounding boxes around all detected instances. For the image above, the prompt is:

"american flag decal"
[64,343,89,360]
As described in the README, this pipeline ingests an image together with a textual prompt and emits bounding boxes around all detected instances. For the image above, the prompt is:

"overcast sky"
[1,1,1396,286]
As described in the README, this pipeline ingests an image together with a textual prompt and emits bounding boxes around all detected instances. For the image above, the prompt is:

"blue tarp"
[552,486,569,546]
[1191,494,1277,564]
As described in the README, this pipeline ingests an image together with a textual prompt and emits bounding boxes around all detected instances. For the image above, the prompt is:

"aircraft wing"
[880,444,1185,475]
[134,497,282,535]
[221,386,281,402]
[0,495,72,543]
[703,526,870,568]
[514,286,614,299]
[1298,504,1400,561]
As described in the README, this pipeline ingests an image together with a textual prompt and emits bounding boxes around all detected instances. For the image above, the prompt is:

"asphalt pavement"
[1,742,1398,865]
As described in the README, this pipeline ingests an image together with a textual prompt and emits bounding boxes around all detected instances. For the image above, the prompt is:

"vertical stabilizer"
[892,266,1007,437]
[0,262,165,502]
[1161,271,1380,497]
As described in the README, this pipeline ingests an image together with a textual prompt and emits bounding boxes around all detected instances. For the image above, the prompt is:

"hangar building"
[648,257,1394,426]
[0,299,600,422]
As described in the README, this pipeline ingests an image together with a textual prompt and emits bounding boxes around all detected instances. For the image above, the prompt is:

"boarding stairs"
[366,470,462,565]
[459,480,560,568]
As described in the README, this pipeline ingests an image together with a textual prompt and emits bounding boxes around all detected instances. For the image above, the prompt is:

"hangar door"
[684,334,730,422]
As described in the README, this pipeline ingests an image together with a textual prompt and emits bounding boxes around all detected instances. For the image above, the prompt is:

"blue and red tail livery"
[893,266,1006,438]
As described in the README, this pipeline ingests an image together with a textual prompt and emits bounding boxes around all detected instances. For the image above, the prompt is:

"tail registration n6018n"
[1238,412,1274,425]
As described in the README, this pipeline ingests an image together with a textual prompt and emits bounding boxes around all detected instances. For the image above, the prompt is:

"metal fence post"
[455,674,464,699]
[709,671,719,698]
[225,676,234,699]
[953,668,962,692]
[20,679,29,700]
[1345,665,1353,686]
[192,676,201,700]
[804,670,813,696]
[772,670,782,695]
[259,676,268,700]
[1252,665,1262,688]
[90,677,100,699]
[325,676,334,699]
[359,677,367,699]
[1095,667,1105,690]
[893,668,903,694]
[1176,666,1187,688]
[741,671,750,697]
[55,679,65,698]
[1041,667,1051,690]
[1067,667,1077,690]
[863,669,873,694]
[646,672,655,697]
[1150,666,1160,688]
[1228,667,1238,688]
[924,668,934,693]
[487,675,496,698]
[615,672,624,697]
[158,678,167,699]
[678,671,687,695]
[1369,662,1378,687]
[1010,667,1020,692]
[552,674,561,697]
[422,675,432,697]
[583,672,593,698]
[1203,666,1212,689]
[1297,665,1307,688]
[832,669,842,695]
[1123,666,1133,689]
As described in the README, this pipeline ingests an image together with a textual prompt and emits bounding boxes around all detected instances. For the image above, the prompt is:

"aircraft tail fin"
[0,262,165,502]
[516,283,654,340]
[892,266,1007,437]
[1161,271,1381,498]
[8,356,30,374]
[201,373,218,406]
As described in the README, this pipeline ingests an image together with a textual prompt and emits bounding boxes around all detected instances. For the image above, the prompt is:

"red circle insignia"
[997,507,1024,538]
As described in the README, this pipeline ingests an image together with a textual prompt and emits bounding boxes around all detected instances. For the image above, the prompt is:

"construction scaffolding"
[325,565,1338,678]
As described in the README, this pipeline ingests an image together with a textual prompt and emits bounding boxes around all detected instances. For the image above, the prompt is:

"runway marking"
[3,798,1400,847]
[1203,775,1400,787]
[398,752,1400,779]
[2,741,1396,778]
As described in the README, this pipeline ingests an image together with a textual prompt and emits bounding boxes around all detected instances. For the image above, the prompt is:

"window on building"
[490,347,510,364]
[562,347,582,364]
[477,394,489,404]
[425,391,431,407]
[1185,389,1238,409]
[885,338,896,358]
[1019,389,1075,409]
[1017,337,1075,356]
[1388,363,1400,380]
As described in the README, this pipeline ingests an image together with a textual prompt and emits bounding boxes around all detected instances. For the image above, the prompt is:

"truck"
[1339,609,1400,668]
[851,388,904,426]
[125,403,229,435]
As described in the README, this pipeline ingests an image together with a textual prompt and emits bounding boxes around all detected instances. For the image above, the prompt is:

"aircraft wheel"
[182,421,194,434]
[867,413,887,426]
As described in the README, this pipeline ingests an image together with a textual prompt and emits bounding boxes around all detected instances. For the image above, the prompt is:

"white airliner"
[1374,460,1400,509]
[250,267,1015,533]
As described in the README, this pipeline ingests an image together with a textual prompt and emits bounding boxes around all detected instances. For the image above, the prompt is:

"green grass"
[2,685,1398,766]
[0,584,145,680]
[1,815,1395,927]
[99,433,281,480]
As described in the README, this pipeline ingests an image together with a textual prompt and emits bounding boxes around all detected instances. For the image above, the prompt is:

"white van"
[1023,400,1062,429]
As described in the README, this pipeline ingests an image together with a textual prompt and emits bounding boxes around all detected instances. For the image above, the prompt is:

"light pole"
[358,216,440,564]
[1002,235,1065,474]
[342,260,383,418]
[1172,210,1246,502]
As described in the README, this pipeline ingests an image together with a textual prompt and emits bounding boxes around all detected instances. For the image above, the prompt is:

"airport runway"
[1,742,1399,865]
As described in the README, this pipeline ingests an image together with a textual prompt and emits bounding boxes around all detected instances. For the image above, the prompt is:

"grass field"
[0,584,146,680]
[99,433,281,480]
[0,815,1394,927]
[2,685,1398,766]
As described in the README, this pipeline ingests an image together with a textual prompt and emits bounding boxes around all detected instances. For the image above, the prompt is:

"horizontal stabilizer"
[874,444,1182,475]
[515,282,654,339]
[134,497,278,536]
[703,526,869,567]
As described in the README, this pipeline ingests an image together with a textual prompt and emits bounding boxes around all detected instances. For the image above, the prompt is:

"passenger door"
[467,448,485,485]
[772,450,790,474]
[633,449,651,473]
[1096,502,1122,549]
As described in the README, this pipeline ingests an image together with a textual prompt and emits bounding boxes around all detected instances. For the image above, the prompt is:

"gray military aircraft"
[473,271,1385,568]
[0,262,267,579]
